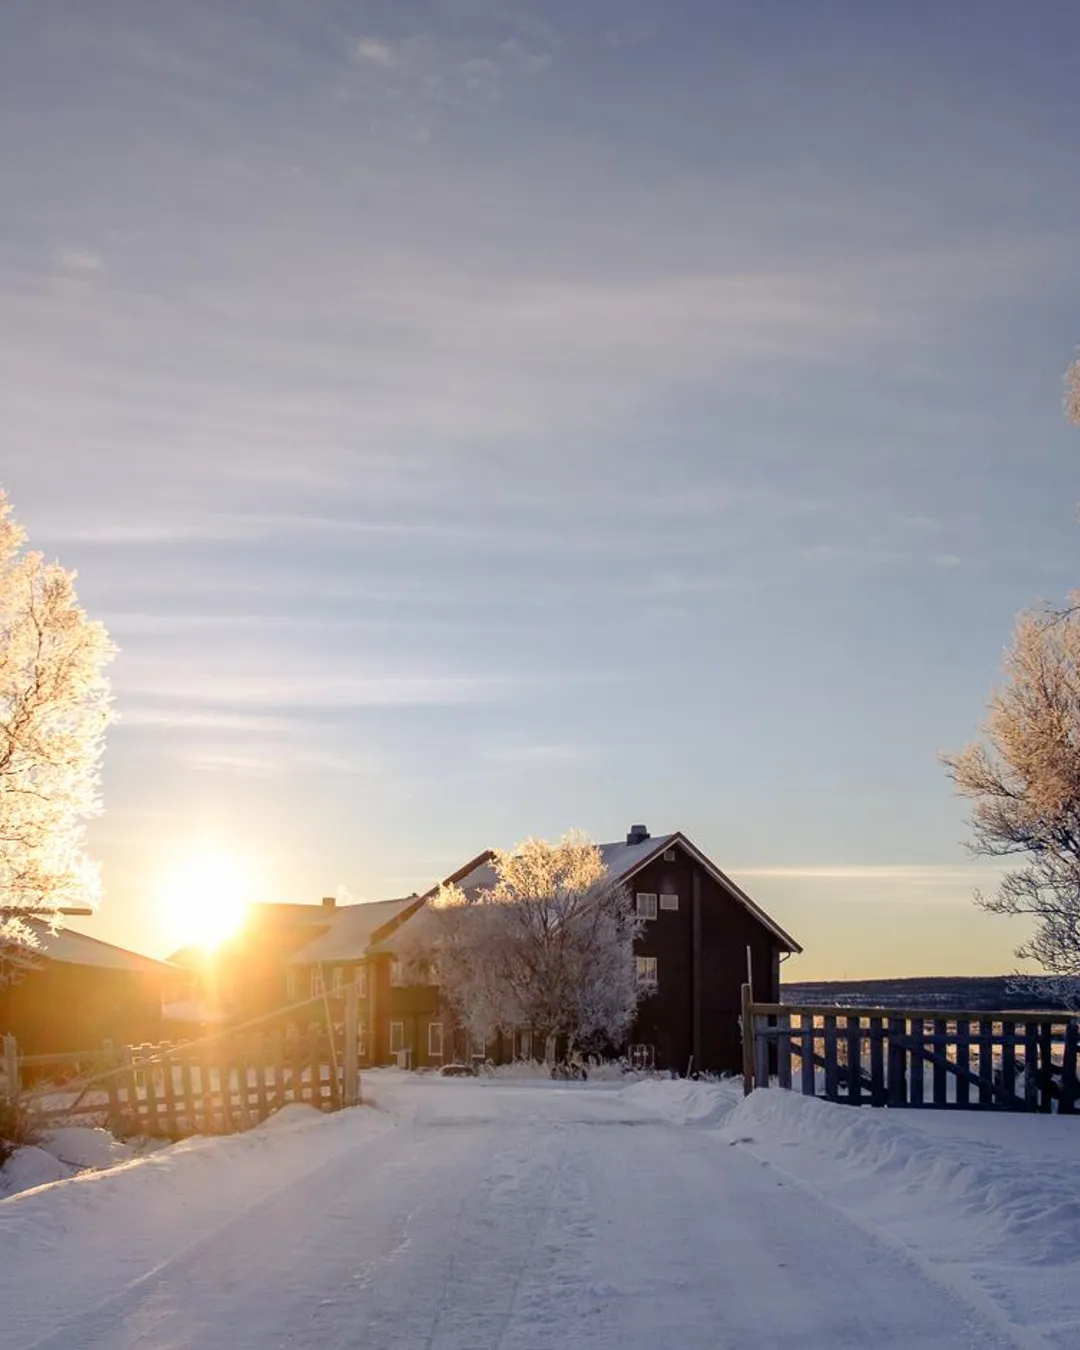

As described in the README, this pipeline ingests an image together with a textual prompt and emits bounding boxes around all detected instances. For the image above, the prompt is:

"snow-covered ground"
[0,1073,1076,1349]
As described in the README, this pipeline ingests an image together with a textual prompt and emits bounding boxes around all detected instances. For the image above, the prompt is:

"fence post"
[754,1016,770,1089]
[777,1014,792,1090]
[102,1040,121,1123]
[887,1016,907,1107]
[740,983,754,1096]
[343,981,359,1108]
[3,1033,19,1105]
[1061,1022,1079,1115]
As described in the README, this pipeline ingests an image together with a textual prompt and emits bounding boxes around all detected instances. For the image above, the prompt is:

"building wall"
[384,966,443,1068]
[0,963,165,1055]
[628,843,782,1074]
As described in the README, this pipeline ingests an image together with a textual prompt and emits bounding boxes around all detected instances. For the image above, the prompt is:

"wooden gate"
[3,984,365,1136]
[741,986,1079,1113]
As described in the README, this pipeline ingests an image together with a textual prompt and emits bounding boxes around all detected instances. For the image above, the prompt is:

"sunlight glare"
[158,847,253,951]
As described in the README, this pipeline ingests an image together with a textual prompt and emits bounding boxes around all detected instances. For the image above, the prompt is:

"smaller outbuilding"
[0,922,182,1055]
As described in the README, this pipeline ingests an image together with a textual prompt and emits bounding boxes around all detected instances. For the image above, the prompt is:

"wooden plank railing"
[3,984,365,1136]
[741,987,1080,1114]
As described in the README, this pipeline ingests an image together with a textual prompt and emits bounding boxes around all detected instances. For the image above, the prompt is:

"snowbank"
[618,1076,741,1127]
[722,1089,1080,1348]
[1,1126,137,1198]
[0,1107,345,1200]
[1,1146,74,1194]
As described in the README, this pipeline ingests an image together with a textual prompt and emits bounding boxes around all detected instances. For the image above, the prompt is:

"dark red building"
[0,922,180,1055]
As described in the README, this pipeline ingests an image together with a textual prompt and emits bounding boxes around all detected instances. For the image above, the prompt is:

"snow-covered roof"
[447,835,679,898]
[12,921,179,976]
[376,831,801,955]
[287,898,421,965]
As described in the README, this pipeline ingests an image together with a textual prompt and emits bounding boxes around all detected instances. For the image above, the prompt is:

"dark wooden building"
[0,923,180,1055]
[611,826,800,1073]
[375,826,801,1075]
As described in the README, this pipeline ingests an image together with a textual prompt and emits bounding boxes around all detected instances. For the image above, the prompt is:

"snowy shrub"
[0,1100,41,1166]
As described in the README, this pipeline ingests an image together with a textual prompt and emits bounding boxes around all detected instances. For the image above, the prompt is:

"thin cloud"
[733,864,1006,886]
[115,707,298,733]
[116,668,527,709]
[602,26,654,49]
[481,742,591,766]
[354,37,395,67]
[56,247,104,275]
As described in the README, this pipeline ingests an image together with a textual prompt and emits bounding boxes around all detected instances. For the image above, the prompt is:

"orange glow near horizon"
[157,846,253,952]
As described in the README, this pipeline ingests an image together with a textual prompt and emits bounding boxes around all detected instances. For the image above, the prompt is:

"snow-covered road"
[0,1078,1037,1349]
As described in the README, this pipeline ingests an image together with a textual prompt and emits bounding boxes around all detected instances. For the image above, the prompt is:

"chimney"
[626,824,650,846]
[321,896,336,910]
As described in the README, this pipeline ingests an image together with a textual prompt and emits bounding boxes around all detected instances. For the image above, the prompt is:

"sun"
[158,846,253,952]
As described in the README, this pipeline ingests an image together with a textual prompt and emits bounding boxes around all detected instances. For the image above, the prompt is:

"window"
[659,893,679,911]
[518,1029,532,1061]
[355,965,368,998]
[284,969,297,1002]
[663,848,676,862]
[636,956,658,987]
[428,1021,444,1059]
[356,1018,367,1057]
[389,959,405,987]
[331,966,344,996]
[470,1029,486,1057]
[629,1044,656,1071]
[389,1021,405,1054]
[636,892,658,920]
[310,967,325,998]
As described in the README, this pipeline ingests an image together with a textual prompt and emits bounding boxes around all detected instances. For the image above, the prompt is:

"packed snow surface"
[1,1074,1076,1349]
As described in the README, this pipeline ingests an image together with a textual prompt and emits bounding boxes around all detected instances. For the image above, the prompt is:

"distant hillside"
[781,975,1070,1012]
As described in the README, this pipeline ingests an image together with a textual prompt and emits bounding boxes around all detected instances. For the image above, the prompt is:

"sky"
[2,1,1079,978]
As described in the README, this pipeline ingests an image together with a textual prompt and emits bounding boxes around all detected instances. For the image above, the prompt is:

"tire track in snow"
[13,1119,407,1350]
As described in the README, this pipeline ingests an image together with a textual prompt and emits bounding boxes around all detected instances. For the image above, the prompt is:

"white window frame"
[310,967,325,999]
[659,893,679,911]
[355,965,368,998]
[636,955,658,987]
[636,892,658,920]
[389,959,405,987]
[389,1021,405,1054]
[356,1017,367,1057]
[428,1021,444,1059]
[284,969,297,1003]
[629,1043,656,1071]
[470,1029,486,1058]
[331,966,344,996]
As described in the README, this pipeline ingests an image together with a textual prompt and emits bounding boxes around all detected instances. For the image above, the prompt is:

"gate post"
[740,983,755,1096]
[343,980,359,1108]
[2,1033,18,1104]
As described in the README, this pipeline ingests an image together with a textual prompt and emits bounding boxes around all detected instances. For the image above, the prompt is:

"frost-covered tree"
[401,832,644,1057]
[943,352,1080,1005]
[1,488,113,976]
[943,609,1080,993]
[1066,348,1080,427]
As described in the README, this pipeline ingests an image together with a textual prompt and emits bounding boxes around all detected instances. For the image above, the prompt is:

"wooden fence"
[741,986,1080,1114]
[2,984,364,1136]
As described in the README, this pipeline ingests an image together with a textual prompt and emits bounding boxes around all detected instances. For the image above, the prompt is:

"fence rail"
[2,984,364,1136]
[741,986,1079,1114]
